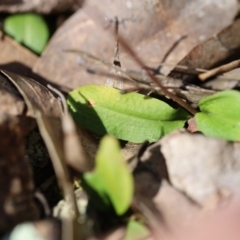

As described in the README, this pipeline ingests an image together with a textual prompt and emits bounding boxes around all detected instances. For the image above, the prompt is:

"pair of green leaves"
[4,13,49,54]
[68,85,240,142]
[67,85,190,143]
[83,135,133,215]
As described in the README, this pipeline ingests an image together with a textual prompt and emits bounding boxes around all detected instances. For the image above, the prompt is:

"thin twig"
[117,35,198,115]
[199,59,240,81]
[157,35,187,73]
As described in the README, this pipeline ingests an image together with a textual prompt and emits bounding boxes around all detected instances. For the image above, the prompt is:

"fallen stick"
[199,59,240,81]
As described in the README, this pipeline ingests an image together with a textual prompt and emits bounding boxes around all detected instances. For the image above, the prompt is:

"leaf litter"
[1,1,240,239]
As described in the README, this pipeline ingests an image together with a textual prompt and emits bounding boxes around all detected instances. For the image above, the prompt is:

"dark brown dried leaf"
[0,114,40,234]
[169,18,240,83]
[0,70,83,239]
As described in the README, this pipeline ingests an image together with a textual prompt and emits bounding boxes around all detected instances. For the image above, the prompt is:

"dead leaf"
[160,129,240,208]
[0,31,37,76]
[153,180,201,231]
[0,114,40,234]
[0,70,85,239]
[1,70,96,172]
[0,72,26,116]
[169,18,240,83]
[166,197,240,240]
[187,117,198,132]
[33,0,237,89]
[62,114,94,172]
[0,70,62,117]
[0,0,80,13]
[0,70,39,147]
[133,141,201,232]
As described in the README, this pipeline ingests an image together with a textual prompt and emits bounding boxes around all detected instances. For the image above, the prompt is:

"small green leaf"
[125,220,150,240]
[196,90,240,141]
[4,13,49,54]
[82,172,111,211]
[67,85,189,143]
[83,135,134,215]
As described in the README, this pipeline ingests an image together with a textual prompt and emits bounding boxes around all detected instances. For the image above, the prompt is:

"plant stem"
[118,36,198,116]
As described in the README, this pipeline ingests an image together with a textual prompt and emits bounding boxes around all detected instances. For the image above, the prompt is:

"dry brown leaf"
[160,129,240,208]
[0,31,37,76]
[153,180,201,231]
[0,70,84,239]
[133,142,201,232]
[0,72,26,116]
[0,73,37,135]
[166,197,240,240]
[0,0,81,13]
[169,18,240,83]
[0,70,62,117]
[46,85,94,172]
[0,114,40,234]
[33,0,237,90]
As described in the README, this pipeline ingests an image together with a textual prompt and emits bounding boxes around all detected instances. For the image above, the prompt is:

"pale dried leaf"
[0,0,80,13]
[33,0,237,89]
[160,130,240,207]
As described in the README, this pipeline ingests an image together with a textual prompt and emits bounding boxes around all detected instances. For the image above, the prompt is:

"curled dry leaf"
[62,112,94,172]
[0,73,36,134]
[1,69,96,173]
[0,70,90,239]
[48,85,94,172]
[0,70,62,117]
[0,72,27,116]
[33,0,237,89]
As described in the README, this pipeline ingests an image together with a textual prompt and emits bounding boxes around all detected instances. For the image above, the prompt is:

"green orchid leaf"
[83,135,134,215]
[67,85,189,143]
[82,172,112,211]
[4,13,49,54]
[125,220,150,240]
[196,90,240,141]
